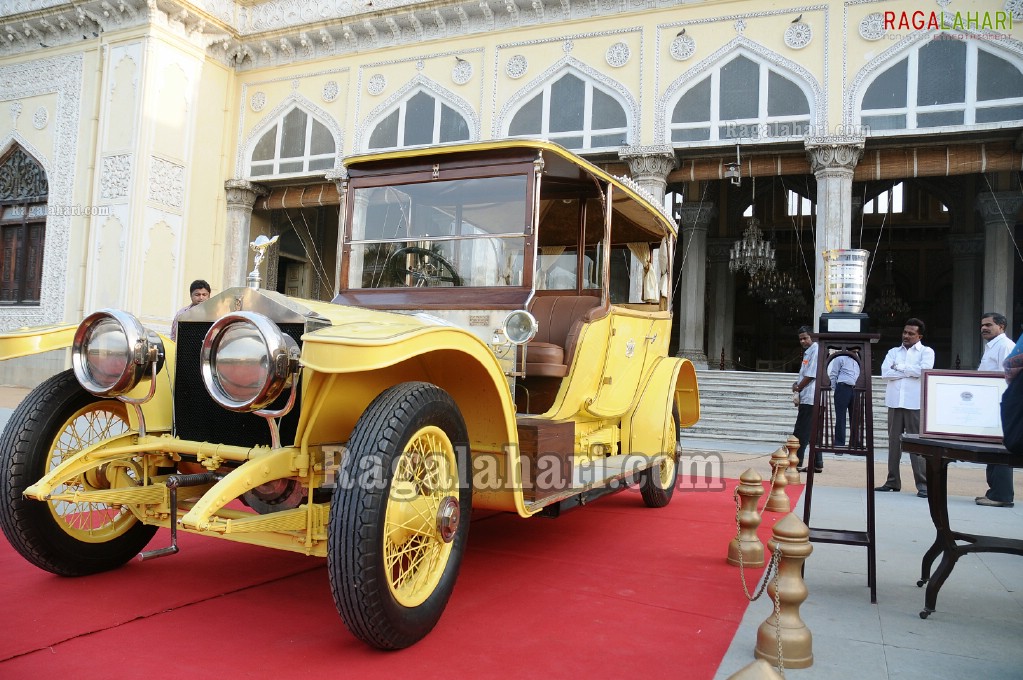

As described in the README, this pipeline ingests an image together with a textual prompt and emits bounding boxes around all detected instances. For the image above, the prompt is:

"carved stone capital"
[947,234,985,259]
[805,137,865,177]
[224,178,268,210]
[707,238,733,263]
[618,145,676,204]
[677,201,716,231]
[975,192,1023,224]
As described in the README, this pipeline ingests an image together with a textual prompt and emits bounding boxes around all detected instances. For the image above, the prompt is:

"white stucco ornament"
[1006,0,1023,21]
[32,107,48,130]
[670,33,696,61]
[452,58,472,85]
[368,74,386,95]
[784,21,812,49]
[605,41,631,68]
[322,80,339,102]
[859,13,886,40]
[250,92,266,112]
[506,54,528,79]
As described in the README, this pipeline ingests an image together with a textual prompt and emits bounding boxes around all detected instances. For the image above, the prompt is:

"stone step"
[688,369,892,448]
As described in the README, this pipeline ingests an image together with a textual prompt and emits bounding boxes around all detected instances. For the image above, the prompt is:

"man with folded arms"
[876,318,934,498]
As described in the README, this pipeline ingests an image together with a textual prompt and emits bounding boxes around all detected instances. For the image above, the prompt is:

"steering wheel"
[386,247,462,287]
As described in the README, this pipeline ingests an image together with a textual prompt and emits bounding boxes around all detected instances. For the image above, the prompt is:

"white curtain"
[658,237,673,301]
[627,242,659,302]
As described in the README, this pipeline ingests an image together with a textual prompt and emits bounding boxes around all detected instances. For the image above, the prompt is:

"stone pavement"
[697,437,1023,680]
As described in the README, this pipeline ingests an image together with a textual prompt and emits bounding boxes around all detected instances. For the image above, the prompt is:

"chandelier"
[868,251,909,323]
[729,216,776,275]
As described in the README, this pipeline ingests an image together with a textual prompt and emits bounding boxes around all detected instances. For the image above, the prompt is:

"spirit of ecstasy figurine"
[246,234,280,290]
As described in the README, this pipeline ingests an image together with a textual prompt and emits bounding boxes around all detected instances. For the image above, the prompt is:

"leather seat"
[524,296,601,378]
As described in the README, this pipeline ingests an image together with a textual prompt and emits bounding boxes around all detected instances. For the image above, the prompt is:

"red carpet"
[0,478,801,679]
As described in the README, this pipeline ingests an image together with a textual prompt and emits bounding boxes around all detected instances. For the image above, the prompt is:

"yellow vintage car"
[0,140,698,650]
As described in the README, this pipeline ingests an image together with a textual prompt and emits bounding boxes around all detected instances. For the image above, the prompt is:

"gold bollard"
[764,447,790,514]
[726,659,784,680]
[754,513,814,669]
[728,468,765,567]
[785,436,801,485]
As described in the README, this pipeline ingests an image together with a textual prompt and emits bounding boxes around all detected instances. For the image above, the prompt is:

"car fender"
[622,356,700,458]
[0,324,175,433]
[297,324,530,515]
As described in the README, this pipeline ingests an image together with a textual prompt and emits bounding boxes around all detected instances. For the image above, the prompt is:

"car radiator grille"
[174,321,305,448]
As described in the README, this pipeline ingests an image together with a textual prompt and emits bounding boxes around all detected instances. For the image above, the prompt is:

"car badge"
[247,234,280,290]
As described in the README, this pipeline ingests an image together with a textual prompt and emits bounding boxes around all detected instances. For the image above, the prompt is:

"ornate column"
[676,202,717,368]
[947,235,984,368]
[224,179,268,289]
[618,145,676,205]
[707,238,736,369]
[805,137,864,329]
[976,192,1023,333]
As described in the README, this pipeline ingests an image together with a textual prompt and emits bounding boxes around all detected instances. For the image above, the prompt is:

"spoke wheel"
[640,406,680,508]
[0,370,157,576]
[328,382,470,650]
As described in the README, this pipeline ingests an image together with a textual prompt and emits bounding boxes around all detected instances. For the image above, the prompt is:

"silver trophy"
[246,234,280,290]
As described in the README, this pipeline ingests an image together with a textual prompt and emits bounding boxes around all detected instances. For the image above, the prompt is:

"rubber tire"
[0,370,158,576]
[639,406,680,508]
[328,382,471,650]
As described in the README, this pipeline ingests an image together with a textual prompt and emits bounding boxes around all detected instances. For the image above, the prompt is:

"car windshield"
[347,175,528,288]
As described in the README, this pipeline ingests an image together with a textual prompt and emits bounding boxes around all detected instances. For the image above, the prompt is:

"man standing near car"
[792,326,821,473]
[976,312,1016,507]
[876,318,934,498]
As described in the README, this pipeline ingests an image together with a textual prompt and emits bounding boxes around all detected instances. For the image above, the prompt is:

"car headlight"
[201,311,300,412]
[503,310,538,345]
[72,310,165,397]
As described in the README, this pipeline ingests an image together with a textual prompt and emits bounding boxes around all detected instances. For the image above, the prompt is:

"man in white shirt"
[875,318,935,497]
[791,326,821,472]
[976,312,1016,507]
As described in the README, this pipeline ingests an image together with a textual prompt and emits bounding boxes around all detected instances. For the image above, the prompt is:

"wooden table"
[900,434,1023,619]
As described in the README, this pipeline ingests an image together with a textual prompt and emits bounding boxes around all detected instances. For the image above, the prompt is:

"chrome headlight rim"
[503,310,538,346]
[201,311,299,412]
[71,309,164,397]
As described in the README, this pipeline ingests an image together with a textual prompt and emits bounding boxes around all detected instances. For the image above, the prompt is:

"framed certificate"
[920,370,1007,442]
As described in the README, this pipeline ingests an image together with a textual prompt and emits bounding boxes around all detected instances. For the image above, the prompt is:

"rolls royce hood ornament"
[247,234,280,290]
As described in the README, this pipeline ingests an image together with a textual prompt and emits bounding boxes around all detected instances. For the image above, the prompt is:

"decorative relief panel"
[148,156,185,211]
[251,91,266,111]
[605,41,630,67]
[0,53,83,328]
[322,80,339,101]
[858,13,886,41]
[100,154,132,201]
[670,32,696,61]
[784,21,812,49]
[32,107,48,130]
[368,74,386,95]
[452,58,473,84]
[506,54,528,78]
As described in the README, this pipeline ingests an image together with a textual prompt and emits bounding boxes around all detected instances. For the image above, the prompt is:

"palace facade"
[1,0,1021,383]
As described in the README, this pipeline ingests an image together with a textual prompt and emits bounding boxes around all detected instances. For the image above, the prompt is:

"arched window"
[669,54,811,143]
[507,71,629,150]
[860,39,1023,131]
[249,106,336,177]
[0,146,48,305]
[367,90,470,150]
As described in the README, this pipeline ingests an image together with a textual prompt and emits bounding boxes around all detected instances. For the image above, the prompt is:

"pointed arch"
[243,94,342,179]
[658,38,824,146]
[0,143,49,305]
[357,75,478,152]
[495,57,638,150]
[851,32,1023,133]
